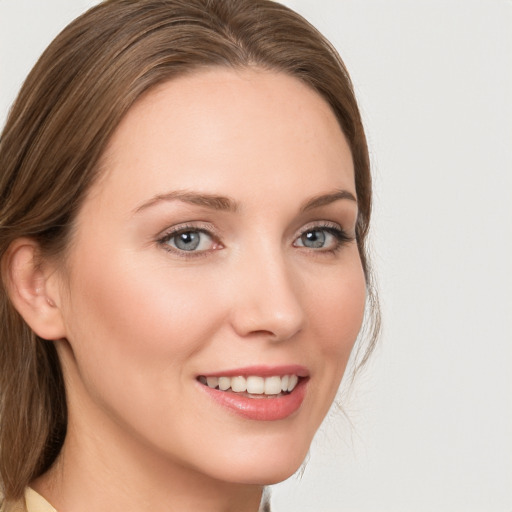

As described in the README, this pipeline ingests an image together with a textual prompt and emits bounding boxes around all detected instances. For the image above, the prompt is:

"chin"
[213,460,306,486]
[196,433,312,486]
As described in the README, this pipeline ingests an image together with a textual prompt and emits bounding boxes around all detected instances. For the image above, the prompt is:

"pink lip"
[199,364,309,378]
[197,365,309,421]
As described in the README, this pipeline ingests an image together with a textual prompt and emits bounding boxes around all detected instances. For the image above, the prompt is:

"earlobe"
[3,238,67,341]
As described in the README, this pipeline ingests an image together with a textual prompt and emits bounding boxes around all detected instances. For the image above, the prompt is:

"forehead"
[93,68,355,212]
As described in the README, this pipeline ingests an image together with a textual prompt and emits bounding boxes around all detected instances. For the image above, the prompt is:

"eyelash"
[157,222,353,258]
[157,222,220,259]
[294,223,353,254]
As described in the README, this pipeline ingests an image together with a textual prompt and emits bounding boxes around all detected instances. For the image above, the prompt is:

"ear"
[3,238,67,341]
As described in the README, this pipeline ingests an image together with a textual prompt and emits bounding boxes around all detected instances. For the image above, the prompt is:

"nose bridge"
[230,240,305,341]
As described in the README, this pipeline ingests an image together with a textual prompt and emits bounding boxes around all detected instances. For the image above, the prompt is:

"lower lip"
[199,378,308,421]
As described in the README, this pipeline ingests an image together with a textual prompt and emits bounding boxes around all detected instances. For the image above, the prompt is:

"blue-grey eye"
[166,230,214,252]
[300,230,326,248]
[294,226,347,251]
[175,231,200,251]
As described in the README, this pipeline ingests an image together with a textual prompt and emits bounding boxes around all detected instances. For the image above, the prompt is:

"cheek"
[62,250,223,383]
[59,252,231,445]
[305,255,367,407]
[309,257,367,355]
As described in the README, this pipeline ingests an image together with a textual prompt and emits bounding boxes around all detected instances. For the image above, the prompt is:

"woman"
[0,1,378,511]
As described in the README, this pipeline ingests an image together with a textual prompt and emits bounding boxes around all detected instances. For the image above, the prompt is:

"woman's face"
[54,68,366,484]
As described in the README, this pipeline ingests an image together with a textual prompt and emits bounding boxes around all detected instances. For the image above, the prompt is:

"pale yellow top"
[1,487,271,511]
[0,488,56,512]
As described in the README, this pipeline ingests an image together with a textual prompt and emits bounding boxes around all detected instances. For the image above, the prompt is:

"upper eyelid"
[158,221,218,239]
[298,220,342,230]
[294,220,346,236]
[159,220,344,235]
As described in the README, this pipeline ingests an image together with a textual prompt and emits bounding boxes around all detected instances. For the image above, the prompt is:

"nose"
[228,249,306,342]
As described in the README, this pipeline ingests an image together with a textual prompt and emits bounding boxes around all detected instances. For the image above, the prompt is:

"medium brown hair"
[0,0,379,501]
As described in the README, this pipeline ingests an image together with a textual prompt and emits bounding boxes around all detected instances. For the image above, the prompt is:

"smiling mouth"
[197,374,301,397]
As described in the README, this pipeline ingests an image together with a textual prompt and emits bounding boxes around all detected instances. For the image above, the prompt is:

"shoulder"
[24,489,56,512]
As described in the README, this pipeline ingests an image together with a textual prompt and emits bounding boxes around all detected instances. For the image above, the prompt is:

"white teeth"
[264,376,282,395]
[201,374,301,395]
[218,377,231,391]
[230,376,246,392]
[247,376,265,394]
[287,374,299,392]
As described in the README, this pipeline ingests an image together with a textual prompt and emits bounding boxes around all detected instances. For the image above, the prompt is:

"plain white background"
[1,1,511,511]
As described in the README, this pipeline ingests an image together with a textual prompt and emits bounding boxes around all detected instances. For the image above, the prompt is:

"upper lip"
[198,364,309,378]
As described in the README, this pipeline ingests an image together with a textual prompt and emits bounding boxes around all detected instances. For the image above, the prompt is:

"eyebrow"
[133,188,356,215]
[133,190,240,214]
[299,189,357,212]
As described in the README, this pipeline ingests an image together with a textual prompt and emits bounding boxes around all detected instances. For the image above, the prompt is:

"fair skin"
[22,69,366,512]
